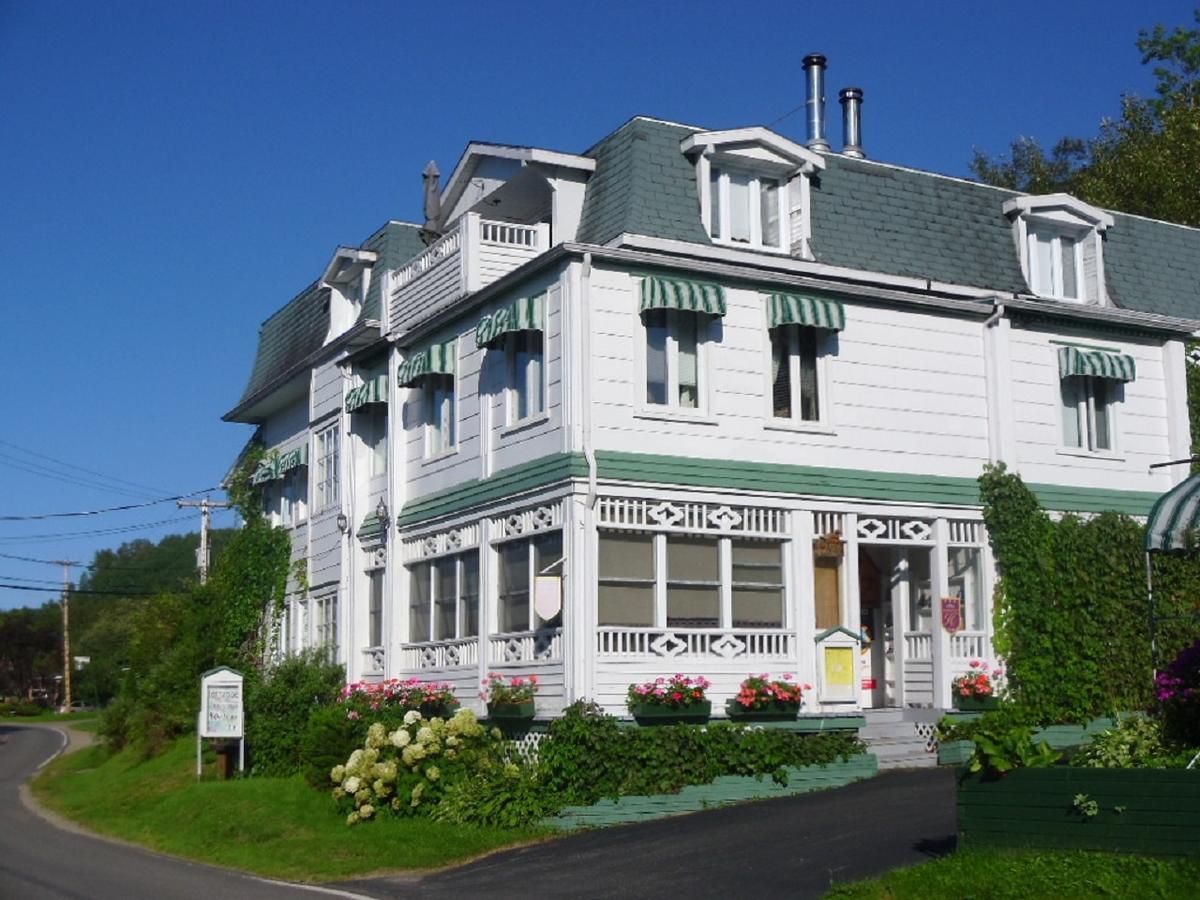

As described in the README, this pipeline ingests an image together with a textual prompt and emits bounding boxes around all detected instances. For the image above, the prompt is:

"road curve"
[0,724,369,900]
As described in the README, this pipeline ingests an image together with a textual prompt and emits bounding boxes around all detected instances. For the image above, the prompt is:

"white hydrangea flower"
[343,775,361,794]
[425,766,440,782]
[403,710,422,726]
[359,804,374,820]
[330,765,345,783]
[416,726,434,745]
[346,811,360,826]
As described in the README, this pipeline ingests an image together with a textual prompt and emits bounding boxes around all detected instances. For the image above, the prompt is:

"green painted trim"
[815,626,867,643]
[397,452,589,527]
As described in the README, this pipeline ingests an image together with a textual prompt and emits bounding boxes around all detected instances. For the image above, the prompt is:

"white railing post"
[463,212,481,293]
[931,519,951,709]
[535,221,551,251]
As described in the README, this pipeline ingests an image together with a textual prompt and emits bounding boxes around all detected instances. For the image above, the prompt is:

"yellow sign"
[824,647,854,687]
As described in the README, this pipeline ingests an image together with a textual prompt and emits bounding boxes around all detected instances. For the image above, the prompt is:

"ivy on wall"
[980,463,1200,722]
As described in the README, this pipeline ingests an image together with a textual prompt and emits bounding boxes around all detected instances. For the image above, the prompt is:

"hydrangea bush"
[331,709,501,825]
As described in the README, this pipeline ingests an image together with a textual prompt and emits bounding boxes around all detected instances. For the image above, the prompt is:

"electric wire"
[0,438,171,497]
[0,487,221,521]
[0,453,163,500]
[0,583,157,596]
[0,514,195,545]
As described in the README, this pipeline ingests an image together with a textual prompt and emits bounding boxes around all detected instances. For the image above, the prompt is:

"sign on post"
[198,666,244,777]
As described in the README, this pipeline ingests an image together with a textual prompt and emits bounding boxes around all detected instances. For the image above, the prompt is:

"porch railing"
[361,646,385,676]
[399,637,480,670]
[596,627,795,660]
[950,630,987,660]
[488,629,562,664]
[904,631,932,660]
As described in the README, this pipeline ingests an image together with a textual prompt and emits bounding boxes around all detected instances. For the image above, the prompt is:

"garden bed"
[541,753,878,829]
[938,716,1118,765]
[958,767,1200,857]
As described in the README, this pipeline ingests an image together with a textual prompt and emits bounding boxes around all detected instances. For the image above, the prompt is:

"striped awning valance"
[476,293,545,349]
[1146,473,1200,553]
[1057,347,1136,383]
[639,275,726,316]
[397,341,456,387]
[250,444,309,486]
[356,512,385,543]
[345,373,389,413]
[766,293,846,331]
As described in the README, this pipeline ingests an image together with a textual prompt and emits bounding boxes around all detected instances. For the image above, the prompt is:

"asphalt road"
[2,723,956,899]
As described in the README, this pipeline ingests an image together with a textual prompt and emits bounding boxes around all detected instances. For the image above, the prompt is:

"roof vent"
[839,87,864,158]
[802,53,830,152]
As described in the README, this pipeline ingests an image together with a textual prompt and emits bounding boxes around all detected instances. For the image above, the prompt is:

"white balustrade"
[361,646,385,675]
[950,630,987,660]
[904,631,932,660]
[595,627,795,660]
[488,629,562,664]
[399,637,479,671]
[480,221,541,248]
[396,225,462,287]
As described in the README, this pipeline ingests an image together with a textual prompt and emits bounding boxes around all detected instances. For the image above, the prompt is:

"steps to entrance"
[858,708,940,770]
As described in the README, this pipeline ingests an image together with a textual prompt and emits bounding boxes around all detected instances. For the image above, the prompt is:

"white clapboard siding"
[262,397,309,447]
[903,659,935,707]
[592,661,801,719]
[310,360,344,423]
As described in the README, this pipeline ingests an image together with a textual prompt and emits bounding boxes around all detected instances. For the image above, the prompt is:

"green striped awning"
[1146,474,1200,553]
[250,444,309,485]
[1057,347,1136,383]
[356,512,385,542]
[476,294,545,349]
[766,293,846,331]
[639,275,726,316]
[345,374,389,413]
[397,341,456,387]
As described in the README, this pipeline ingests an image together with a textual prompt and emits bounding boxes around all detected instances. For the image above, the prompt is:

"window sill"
[500,412,550,438]
[421,448,459,467]
[763,420,836,436]
[1055,447,1125,463]
[634,409,720,426]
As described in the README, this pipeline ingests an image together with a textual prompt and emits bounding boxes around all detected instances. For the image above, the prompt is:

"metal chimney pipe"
[802,53,830,151]
[839,87,865,158]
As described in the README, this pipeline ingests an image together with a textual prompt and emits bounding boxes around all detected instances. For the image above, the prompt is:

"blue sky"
[0,0,1194,608]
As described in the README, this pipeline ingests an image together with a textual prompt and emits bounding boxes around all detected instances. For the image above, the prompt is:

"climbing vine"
[980,463,1200,722]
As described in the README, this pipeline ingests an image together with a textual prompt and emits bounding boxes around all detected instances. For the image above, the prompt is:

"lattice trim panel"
[856,516,933,543]
[915,722,939,754]
[364,545,387,571]
[947,520,984,546]
[401,523,481,562]
[490,502,564,544]
[597,497,788,537]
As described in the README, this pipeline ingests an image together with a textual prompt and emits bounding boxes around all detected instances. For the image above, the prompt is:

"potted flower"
[626,674,712,725]
[481,672,539,724]
[952,660,1004,711]
[727,673,809,721]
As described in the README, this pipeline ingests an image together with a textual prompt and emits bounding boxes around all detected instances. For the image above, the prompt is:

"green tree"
[0,603,61,701]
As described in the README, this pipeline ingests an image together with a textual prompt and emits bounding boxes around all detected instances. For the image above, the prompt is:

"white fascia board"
[681,127,826,174]
[440,142,596,220]
[1002,193,1115,231]
[320,247,379,286]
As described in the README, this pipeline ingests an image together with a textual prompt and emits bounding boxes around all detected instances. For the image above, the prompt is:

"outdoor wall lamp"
[376,498,390,530]
[336,512,349,534]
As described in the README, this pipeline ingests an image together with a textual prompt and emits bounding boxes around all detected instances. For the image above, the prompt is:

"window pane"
[370,408,388,476]
[798,326,820,421]
[676,312,699,408]
[947,547,984,631]
[598,532,655,626]
[1092,378,1112,451]
[732,540,783,628]
[710,168,722,239]
[645,309,668,405]
[434,556,457,641]
[498,541,529,633]
[368,571,383,647]
[1032,230,1056,295]
[760,179,780,246]
[728,171,752,243]
[1061,236,1078,299]
[666,536,718,627]
[408,564,430,642]
[813,556,841,629]
[533,531,563,626]
[516,331,544,418]
[1061,377,1085,448]
[460,552,479,638]
[771,328,792,418]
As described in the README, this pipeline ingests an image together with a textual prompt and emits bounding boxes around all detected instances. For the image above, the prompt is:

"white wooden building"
[224,62,1200,716]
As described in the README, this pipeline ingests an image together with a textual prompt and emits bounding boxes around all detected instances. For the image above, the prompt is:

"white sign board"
[534,575,562,622]
[199,667,244,739]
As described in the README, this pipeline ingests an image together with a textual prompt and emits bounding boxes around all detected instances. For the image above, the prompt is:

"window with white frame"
[947,547,985,632]
[497,531,563,633]
[315,427,339,511]
[507,331,544,423]
[771,325,822,421]
[1061,375,1115,452]
[424,375,456,456]
[367,569,384,648]
[356,405,387,477]
[282,469,307,526]
[707,165,787,250]
[314,593,339,661]
[1003,194,1113,305]
[645,308,705,409]
[408,551,479,643]
[1028,224,1084,300]
[597,531,785,629]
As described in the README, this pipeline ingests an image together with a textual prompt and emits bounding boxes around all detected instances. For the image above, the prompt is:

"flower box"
[726,700,800,721]
[419,700,459,718]
[953,696,1000,712]
[630,701,712,726]
[486,700,536,722]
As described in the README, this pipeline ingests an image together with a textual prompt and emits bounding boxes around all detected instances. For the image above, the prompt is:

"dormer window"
[681,127,824,257]
[1003,194,1114,305]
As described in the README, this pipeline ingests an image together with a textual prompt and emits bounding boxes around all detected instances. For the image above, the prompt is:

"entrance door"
[858,547,896,707]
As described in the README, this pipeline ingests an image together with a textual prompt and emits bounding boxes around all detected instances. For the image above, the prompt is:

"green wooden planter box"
[952,695,1000,711]
[486,700,536,724]
[630,701,712,726]
[939,717,1121,765]
[417,701,459,718]
[725,700,800,722]
[958,767,1200,857]
[938,739,976,766]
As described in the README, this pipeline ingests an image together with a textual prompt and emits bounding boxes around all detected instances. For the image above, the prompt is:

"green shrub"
[936,704,1044,743]
[300,704,362,789]
[537,701,866,805]
[245,652,344,777]
[1072,716,1195,769]
[432,760,554,829]
[98,694,134,750]
[965,719,1061,777]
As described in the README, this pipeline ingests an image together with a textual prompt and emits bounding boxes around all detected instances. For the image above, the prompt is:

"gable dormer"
[681,127,825,257]
[1003,193,1114,305]
[321,246,378,342]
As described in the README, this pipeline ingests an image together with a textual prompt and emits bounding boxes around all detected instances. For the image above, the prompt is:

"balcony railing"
[595,627,795,660]
[399,637,480,671]
[388,213,549,335]
[904,631,932,660]
[950,630,987,660]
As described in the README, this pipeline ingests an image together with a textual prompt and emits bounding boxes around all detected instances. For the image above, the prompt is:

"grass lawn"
[827,847,1200,899]
[6,710,103,723]
[33,736,549,882]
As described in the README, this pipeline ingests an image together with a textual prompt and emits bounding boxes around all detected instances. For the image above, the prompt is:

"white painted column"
[462,213,481,293]
[983,314,1017,467]
[565,492,595,704]
[477,517,493,712]
[892,548,910,707]
[793,508,817,704]
[842,512,862,709]
[1163,339,1190,486]
[931,519,951,709]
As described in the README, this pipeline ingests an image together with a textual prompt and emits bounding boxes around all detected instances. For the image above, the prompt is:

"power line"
[0,583,157,596]
[0,514,195,545]
[0,438,171,497]
[0,487,221,521]
[0,454,161,500]
[0,573,66,585]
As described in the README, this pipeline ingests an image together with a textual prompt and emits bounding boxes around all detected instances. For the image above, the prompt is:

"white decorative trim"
[596,496,788,537]
[401,523,481,562]
[490,501,564,544]
[596,627,794,660]
[856,516,933,543]
[364,545,387,571]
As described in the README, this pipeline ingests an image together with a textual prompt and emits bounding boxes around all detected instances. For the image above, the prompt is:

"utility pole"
[54,559,79,710]
[178,498,232,584]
